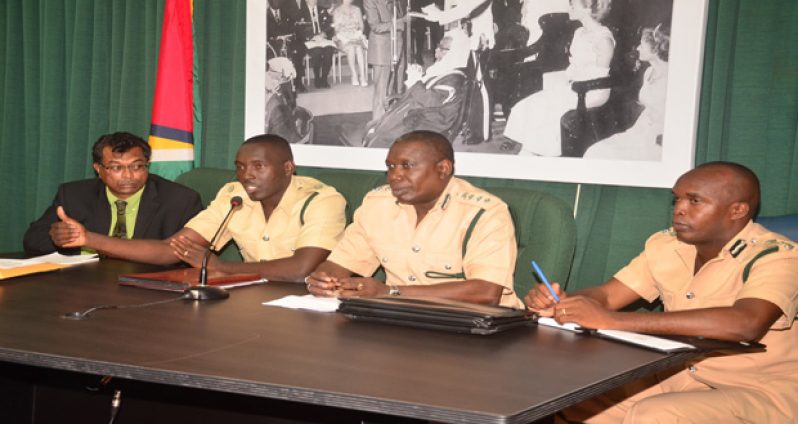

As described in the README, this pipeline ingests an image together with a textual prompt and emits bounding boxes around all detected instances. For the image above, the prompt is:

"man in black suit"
[297,0,336,88]
[23,132,203,256]
[268,0,308,92]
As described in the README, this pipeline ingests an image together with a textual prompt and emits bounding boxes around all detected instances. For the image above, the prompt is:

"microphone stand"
[184,197,242,301]
[183,250,229,300]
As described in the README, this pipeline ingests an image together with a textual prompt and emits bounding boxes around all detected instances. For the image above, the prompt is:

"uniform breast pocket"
[228,233,260,260]
[421,252,464,281]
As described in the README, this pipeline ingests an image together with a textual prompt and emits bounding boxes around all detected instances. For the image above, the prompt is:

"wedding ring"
[562,308,567,316]
[357,282,364,291]
[183,250,189,257]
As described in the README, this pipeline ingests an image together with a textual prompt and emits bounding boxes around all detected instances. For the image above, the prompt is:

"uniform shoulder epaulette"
[297,183,326,194]
[763,239,795,251]
[224,182,244,195]
[451,190,499,209]
[294,176,326,193]
[367,184,392,194]
[363,184,394,200]
[740,238,795,283]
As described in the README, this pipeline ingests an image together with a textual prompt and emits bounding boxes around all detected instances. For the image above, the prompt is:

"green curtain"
[0,1,162,253]
[696,0,798,214]
[1,0,796,294]
[0,0,246,254]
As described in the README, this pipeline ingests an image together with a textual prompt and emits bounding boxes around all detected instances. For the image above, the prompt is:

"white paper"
[537,317,582,332]
[263,295,341,313]
[596,329,695,352]
[537,317,695,352]
[0,253,99,269]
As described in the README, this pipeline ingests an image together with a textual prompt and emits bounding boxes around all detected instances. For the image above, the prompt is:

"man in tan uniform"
[526,161,798,423]
[54,134,346,283]
[306,130,522,307]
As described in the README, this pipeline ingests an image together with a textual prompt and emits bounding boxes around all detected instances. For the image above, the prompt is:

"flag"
[148,0,201,180]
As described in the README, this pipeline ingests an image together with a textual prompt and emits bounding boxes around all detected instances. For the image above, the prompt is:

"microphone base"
[183,285,230,301]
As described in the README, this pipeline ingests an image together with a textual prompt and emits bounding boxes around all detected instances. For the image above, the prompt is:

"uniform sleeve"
[327,201,380,277]
[614,248,662,303]
[180,190,204,229]
[461,204,517,293]
[294,189,346,251]
[184,186,230,247]
[736,251,798,329]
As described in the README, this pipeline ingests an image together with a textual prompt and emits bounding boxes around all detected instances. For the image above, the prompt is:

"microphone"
[184,196,243,300]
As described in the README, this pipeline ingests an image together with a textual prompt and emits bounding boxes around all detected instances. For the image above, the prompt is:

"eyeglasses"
[100,163,149,173]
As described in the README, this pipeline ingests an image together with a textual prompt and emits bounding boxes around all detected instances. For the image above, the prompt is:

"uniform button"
[408,275,417,282]
[381,257,388,263]
[411,245,421,253]
[262,235,270,242]
[444,264,452,270]
[686,292,695,300]
[688,365,697,373]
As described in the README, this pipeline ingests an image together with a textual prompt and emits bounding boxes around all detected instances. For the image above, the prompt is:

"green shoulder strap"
[299,192,319,226]
[742,246,779,283]
[425,208,485,280]
[462,208,486,257]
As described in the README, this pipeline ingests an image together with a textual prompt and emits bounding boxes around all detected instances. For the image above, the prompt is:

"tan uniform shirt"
[328,177,522,308]
[615,221,798,418]
[186,176,346,262]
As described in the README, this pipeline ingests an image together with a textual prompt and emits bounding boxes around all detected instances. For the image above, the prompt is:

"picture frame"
[245,0,709,188]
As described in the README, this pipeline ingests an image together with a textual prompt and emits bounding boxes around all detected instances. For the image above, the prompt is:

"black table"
[0,260,696,423]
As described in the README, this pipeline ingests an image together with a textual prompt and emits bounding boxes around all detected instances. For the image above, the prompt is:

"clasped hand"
[305,272,386,298]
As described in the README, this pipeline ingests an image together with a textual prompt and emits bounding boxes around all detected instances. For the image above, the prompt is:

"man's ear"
[92,163,101,176]
[729,201,750,221]
[284,160,296,176]
[436,159,453,179]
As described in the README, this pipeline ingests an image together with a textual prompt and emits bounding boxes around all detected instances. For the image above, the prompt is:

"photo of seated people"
[263,0,675,160]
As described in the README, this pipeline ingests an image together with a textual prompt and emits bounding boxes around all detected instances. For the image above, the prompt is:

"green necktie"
[112,200,128,239]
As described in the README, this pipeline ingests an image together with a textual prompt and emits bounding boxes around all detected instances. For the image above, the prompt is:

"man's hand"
[305,271,341,297]
[169,235,214,269]
[554,296,618,328]
[50,206,87,248]
[337,277,387,298]
[419,5,442,22]
[524,282,566,317]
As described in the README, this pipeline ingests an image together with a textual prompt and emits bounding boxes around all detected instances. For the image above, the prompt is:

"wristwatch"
[388,284,401,296]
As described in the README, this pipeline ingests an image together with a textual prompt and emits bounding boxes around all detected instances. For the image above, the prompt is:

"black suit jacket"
[297,1,334,40]
[268,6,296,38]
[23,174,203,256]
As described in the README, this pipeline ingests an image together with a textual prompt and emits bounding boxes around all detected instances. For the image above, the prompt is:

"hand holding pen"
[524,260,566,316]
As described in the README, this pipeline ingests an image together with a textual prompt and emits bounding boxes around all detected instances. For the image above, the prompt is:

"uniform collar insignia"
[729,239,747,258]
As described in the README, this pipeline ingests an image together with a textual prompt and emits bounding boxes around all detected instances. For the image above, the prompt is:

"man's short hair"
[394,130,455,164]
[696,161,761,218]
[242,134,294,162]
[91,132,151,164]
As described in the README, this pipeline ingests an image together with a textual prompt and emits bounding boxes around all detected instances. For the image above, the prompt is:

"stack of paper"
[0,252,99,280]
[263,295,341,313]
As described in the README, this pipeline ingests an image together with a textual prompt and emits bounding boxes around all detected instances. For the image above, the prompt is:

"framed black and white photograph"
[246,0,709,188]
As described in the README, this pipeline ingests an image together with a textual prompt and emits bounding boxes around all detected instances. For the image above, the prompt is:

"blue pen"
[531,260,560,303]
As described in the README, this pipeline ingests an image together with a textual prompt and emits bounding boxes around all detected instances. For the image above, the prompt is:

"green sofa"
[176,167,577,298]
